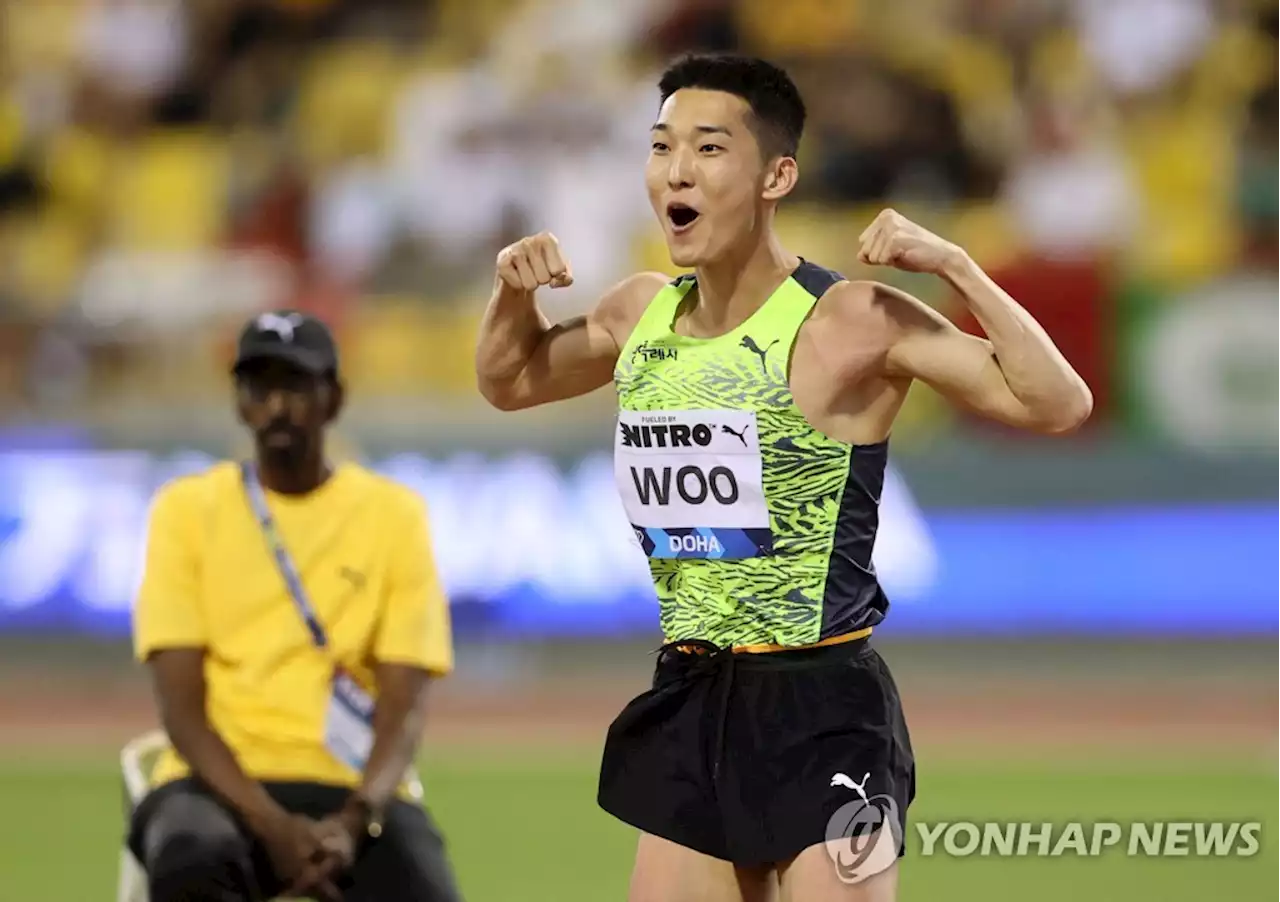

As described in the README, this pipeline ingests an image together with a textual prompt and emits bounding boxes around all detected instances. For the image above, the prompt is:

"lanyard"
[239,461,328,649]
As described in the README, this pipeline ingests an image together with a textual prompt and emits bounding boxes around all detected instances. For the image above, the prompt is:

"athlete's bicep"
[501,272,667,409]
[879,285,1036,428]
[511,312,620,405]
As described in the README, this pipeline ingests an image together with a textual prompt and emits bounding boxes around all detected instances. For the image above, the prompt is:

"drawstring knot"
[654,639,737,785]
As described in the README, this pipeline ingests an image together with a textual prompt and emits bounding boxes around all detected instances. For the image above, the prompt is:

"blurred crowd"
[0,0,1274,437]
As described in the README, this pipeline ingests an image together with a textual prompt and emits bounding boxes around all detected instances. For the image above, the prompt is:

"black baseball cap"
[232,310,340,379]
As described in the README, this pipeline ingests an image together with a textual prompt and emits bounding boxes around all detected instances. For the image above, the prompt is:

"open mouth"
[666,202,701,232]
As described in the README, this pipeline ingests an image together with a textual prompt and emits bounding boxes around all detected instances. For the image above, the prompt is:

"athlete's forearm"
[939,250,1093,427]
[475,278,551,397]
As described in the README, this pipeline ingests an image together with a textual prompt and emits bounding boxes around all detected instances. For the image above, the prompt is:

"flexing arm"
[859,209,1093,434]
[475,231,666,410]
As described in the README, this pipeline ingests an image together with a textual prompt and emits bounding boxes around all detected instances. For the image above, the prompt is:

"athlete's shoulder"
[601,271,672,315]
[806,280,923,354]
[827,279,943,329]
[812,278,910,319]
[595,270,675,338]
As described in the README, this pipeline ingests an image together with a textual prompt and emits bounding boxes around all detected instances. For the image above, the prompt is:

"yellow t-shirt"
[133,460,454,788]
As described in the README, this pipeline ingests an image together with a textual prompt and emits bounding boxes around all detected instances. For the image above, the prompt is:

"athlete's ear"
[762,156,798,202]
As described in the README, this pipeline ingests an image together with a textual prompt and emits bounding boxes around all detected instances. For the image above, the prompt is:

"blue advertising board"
[0,451,1272,637]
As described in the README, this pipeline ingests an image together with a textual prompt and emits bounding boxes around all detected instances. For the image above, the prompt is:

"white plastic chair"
[117,730,425,902]
[118,730,169,902]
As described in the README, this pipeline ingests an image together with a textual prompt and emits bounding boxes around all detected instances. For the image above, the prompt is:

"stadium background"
[0,0,1275,900]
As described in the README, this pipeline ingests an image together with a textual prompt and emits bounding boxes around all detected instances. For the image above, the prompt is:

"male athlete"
[129,311,462,901]
[475,54,1091,902]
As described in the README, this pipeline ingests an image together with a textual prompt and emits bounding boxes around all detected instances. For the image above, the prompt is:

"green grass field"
[1,747,1274,901]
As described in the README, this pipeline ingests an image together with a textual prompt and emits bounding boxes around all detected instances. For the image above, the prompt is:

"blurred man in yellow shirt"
[128,311,462,902]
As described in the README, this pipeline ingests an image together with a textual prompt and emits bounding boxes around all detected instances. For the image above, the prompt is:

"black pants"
[127,778,463,902]
[598,636,916,867]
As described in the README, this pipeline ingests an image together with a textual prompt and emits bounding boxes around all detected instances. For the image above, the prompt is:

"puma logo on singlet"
[721,424,749,447]
[740,336,779,373]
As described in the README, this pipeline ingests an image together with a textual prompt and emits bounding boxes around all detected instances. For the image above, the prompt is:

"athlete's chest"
[616,330,791,410]
[612,326,863,562]
[616,318,884,429]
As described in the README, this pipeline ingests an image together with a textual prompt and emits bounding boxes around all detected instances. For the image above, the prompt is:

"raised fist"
[496,231,575,292]
[857,209,963,276]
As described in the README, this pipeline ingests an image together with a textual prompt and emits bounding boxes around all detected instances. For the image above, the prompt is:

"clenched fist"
[857,209,964,276]
[496,232,575,292]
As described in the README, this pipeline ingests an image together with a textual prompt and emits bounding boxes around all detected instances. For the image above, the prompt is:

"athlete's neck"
[690,230,800,336]
[254,444,332,495]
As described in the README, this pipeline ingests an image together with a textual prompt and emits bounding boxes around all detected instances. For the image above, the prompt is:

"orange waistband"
[666,626,873,656]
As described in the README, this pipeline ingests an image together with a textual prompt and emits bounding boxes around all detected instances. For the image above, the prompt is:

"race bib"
[614,409,772,559]
[324,668,374,772]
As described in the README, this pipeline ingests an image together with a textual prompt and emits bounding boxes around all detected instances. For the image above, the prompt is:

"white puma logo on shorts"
[830,771,871,803]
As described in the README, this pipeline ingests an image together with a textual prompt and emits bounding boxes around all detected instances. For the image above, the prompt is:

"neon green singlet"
[612,261,890,647]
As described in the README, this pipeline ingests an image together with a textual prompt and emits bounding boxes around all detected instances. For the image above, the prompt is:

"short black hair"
[658,54,806,159]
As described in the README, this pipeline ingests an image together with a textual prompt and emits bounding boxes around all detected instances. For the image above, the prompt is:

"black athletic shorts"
[126,778,462,902]
[597,635,915,867]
